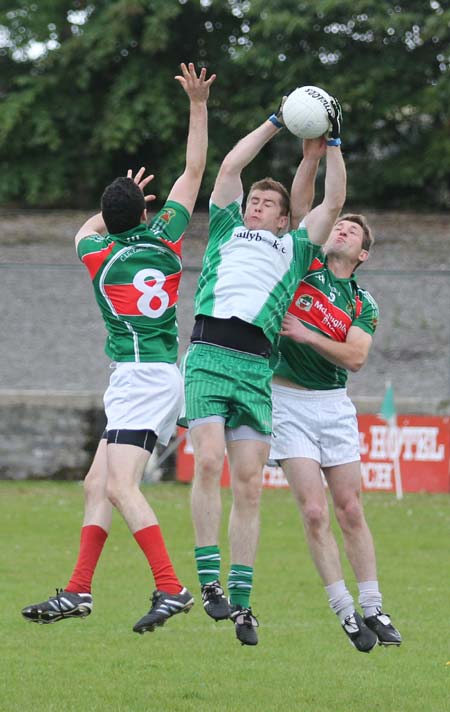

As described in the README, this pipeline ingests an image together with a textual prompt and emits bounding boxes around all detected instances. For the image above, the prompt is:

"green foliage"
[0,0,449,207]
[2,482,450,711]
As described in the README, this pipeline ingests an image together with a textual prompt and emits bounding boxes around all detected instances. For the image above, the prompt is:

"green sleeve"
[209,200,243,243]
[148,200,190,243]
[291,227,323,276]
[353,290,379,335]
[76,234,106,261]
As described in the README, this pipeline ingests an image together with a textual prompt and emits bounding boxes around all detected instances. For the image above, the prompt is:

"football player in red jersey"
[21,63,215,634]
[271,137,401,652]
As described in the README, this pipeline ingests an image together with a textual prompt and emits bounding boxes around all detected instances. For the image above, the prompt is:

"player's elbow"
[186,158,206,181]
[347,354,367,372]
[324,190,345,216]
[217,156,240,180]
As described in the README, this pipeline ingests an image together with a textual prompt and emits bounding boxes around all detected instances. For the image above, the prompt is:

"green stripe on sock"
[195,545,221,586]
[228,564,253,608]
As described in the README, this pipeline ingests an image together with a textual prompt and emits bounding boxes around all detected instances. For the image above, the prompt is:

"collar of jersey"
[110,222,149,244]
[321,254,358,288]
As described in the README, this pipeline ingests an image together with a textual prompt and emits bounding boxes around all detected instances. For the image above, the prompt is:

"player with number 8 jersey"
[21,62,216,636]
[77,202,187,363]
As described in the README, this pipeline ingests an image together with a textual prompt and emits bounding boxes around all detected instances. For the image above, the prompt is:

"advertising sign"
[176,415,450,493]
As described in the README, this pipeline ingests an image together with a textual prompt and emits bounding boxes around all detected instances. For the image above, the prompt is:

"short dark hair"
[101,177,146,234]
[248,177,290,217]
[339,213,374,252]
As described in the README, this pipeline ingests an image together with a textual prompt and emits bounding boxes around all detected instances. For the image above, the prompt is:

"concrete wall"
[1,390,447,480]
[2,208,450,479]
[0,392,105,480]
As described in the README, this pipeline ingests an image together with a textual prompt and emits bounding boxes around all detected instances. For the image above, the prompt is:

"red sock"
[65,525,108,594]
[133,525,182,594]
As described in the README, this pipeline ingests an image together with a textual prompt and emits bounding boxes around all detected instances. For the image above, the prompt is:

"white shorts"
[270,383,360,467]
[103,362,184,446]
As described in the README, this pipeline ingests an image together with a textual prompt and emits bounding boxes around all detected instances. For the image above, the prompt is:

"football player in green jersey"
[21,63,216,634]
[185,96,346,645]
[271,140,401,652]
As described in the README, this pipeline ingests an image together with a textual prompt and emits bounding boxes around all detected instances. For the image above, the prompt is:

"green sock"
[194,545,221,586]
[228,564,253,608]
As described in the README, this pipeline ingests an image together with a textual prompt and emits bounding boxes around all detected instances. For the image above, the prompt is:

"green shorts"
[183,342,272,434]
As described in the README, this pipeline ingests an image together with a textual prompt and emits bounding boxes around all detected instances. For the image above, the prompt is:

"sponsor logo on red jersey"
[288,282,353,341]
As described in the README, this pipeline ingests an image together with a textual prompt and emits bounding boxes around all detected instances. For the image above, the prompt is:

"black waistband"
[191,316,271,358]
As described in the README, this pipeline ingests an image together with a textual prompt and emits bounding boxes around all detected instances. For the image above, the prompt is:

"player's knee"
[105,476,126,508]
[105,481,117,507]
[302,501,328,532]
[232,469,263,506]
[194,451,224,482]
[336,497,364,530]
[83,468,104,501]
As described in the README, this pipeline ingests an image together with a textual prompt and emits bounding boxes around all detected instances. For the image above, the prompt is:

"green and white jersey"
[77,201,189,363]
[273,253,379,389]
[194,199,322,344]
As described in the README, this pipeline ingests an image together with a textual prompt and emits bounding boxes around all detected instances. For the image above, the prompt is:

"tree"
[0,0,239,205]
[0,0,449,208]
[223,0,450,208]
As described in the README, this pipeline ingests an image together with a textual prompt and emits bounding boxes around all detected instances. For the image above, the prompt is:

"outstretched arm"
[303,145,346,245]
[211,118,281,209]
[303,98,346,245]
[290,137,327,228]
[280,314,372,372]
[167,62,216,215]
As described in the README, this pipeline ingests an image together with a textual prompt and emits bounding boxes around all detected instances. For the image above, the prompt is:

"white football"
[282,85,332,139]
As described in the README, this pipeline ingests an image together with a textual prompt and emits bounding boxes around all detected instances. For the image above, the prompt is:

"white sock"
[358,580,382,618]
[325,580,354,623]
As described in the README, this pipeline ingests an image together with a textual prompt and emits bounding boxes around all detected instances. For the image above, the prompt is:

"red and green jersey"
[273,254,379,389]
[77,201,189,363]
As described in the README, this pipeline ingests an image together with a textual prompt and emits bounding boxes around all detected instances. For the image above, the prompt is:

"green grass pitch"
[2,481,449,711]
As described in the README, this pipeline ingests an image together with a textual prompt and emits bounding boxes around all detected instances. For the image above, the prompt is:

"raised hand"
[175,62,216,103]
[326,97,343,141]
[268,94,289,129]
[127,167,156,204]
[302,136,327,160]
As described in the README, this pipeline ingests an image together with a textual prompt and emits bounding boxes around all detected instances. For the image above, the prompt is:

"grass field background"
[2,481,449,712]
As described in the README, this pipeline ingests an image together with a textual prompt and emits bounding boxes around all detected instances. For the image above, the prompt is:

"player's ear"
[358,248,369,264]
[278,214,289,231]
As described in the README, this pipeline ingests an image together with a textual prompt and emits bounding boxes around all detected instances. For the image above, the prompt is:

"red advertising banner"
[176,415,450,493]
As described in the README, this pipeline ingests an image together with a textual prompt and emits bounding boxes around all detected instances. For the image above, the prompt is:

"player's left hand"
[280,313,313,343]
[127,167,157,204]
[175,62,216,103]
[326,97,342,141]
